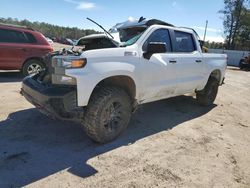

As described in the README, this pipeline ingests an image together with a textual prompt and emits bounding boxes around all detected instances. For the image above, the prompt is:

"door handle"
[169,60,177,64]
[195,60,202,63]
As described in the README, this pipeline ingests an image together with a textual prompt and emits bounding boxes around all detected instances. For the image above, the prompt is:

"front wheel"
[82,86,132,143]
[196,77,219,106]
[22,59,45,76]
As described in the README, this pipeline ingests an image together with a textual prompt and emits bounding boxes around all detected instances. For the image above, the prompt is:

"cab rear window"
[173,31,196,52]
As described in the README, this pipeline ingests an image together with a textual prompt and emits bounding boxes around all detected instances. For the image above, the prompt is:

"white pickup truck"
[21,19,227,143]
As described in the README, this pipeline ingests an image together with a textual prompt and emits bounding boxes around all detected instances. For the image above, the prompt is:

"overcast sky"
[0,0,225,42]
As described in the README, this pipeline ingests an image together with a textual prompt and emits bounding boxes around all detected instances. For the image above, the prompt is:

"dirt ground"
[0,67,249,188]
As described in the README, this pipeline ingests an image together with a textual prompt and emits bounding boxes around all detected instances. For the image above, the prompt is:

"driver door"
[138,29,179,102]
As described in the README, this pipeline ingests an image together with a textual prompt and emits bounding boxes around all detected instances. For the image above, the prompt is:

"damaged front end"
[21,51,85,121]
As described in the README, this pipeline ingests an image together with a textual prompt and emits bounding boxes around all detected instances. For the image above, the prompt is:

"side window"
[143,29,171,52]
[174,31,196,52]
[25,32,37,43]
[0,29,9,42]
[0,28,28,43]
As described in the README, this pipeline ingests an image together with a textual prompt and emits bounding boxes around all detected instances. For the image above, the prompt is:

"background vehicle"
[0,23,53,76]
[239,53,250,70]
[21,19,227,143]
[45,37,53,44]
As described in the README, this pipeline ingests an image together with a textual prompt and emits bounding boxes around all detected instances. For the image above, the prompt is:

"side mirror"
[199,40,204,48]
[143,42,167,59]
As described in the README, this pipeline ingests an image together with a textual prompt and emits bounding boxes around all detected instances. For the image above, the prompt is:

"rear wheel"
[82,86,132,143]
[22,59,45,76]
[196,77,219,106]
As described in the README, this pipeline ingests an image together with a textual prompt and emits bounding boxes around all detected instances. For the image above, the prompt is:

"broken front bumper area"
[21,76,84,121]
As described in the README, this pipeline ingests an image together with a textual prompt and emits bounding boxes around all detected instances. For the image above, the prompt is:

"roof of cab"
[110,18,174,31]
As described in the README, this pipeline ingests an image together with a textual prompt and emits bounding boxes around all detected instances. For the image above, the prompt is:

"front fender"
[66,62,137,106]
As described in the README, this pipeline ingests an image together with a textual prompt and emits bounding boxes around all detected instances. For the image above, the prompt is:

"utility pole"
[203,20,208,42]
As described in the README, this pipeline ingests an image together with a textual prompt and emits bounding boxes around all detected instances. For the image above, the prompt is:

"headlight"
[53,57,87,69]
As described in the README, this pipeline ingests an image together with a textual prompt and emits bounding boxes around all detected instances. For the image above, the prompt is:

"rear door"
[170,30,205,94]
[0,28,29,69]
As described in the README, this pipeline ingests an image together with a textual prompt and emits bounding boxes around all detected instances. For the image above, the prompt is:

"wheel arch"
[89,75,137,105]
[209,69,222,83]
[95,75,136,99]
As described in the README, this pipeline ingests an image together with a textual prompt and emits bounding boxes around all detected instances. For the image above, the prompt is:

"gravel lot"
[0,67,249,188]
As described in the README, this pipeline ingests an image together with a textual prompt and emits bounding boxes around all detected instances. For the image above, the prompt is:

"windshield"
[119,27,146,46]
[122,33,144,46]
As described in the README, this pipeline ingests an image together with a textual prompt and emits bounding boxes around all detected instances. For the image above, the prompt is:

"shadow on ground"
[0,71,23,83]
[0,96,216,187]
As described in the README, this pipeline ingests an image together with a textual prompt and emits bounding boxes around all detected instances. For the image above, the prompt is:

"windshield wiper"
[86,17,114,39]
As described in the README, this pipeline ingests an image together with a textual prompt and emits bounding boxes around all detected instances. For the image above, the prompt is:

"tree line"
[204,41,225,49]
[0,17,99,40]
[220,0,250,50]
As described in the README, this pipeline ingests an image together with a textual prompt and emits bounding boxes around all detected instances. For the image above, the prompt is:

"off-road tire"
[22,59,45,76]
[82,86,132,143]
[196,77,219,106]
